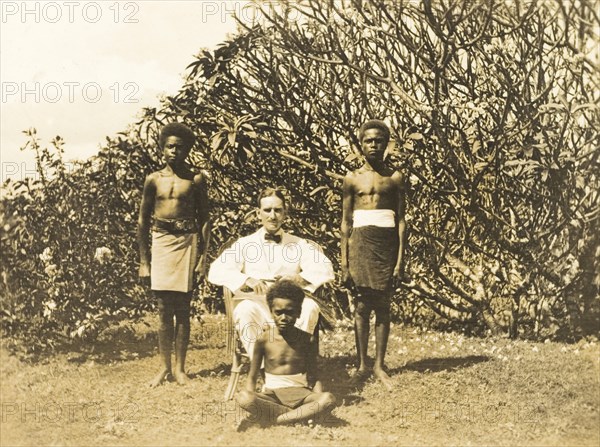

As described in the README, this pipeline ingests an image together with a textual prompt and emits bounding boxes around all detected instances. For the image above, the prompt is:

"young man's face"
[258,195,286,234]
[270,297,302,331]
[162,136,189,167]
[360,128,388,163]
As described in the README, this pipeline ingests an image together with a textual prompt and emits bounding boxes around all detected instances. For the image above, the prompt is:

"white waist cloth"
[264,372,308,389]
[353,209,396,228]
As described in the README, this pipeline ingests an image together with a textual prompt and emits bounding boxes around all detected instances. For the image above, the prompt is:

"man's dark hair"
[359,119,391,144]
[266,279,305,309]
[159,123,196,151]
[257,187,288,209]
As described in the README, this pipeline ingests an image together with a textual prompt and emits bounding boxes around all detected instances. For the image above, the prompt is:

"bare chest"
[155,175,194,200]
[354,171,397,197]
[265,337,309,367]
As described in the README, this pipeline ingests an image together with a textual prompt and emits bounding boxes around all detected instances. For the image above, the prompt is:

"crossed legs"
[237,389,336,426]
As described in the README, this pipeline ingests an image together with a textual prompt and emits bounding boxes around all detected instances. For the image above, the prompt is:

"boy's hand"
[393,265,411,289]
[194,255,207,282]
[139,262,150,285]
[341,267,352,288]
[139,262,150,278]
[312,380,324,393]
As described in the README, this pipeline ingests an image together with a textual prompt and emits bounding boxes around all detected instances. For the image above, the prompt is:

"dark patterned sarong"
[349,226,398,292]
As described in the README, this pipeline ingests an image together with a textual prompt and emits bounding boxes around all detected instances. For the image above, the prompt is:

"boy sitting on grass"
[236,279,336,430]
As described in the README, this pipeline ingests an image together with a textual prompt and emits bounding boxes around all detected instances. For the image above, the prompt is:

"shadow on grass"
[65,330,158,364]
[392,355,490,374]
[65,319,226,365]
[317,412,350,428]
[190,362,231,379]
[318,355,366,407]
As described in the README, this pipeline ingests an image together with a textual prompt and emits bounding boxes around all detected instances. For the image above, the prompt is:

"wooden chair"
[222,285,336,400]
[223,286,250,401]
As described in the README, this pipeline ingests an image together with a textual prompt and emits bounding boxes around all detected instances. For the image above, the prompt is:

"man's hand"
[275,274,308,287]
[245,277,269,295]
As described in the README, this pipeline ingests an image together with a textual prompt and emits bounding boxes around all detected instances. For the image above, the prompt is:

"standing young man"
[138,123,211,387]
[341,119,407,389]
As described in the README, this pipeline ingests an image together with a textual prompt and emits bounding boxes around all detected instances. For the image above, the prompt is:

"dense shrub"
[0,131,150,356]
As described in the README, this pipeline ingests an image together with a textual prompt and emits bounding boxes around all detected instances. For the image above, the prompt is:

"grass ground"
[1,314,598,446]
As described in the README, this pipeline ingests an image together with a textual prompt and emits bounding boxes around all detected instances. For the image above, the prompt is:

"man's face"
[360,128,388,163]
[163,136,189,167]
[270,297,301,331]
[258,195,286,234]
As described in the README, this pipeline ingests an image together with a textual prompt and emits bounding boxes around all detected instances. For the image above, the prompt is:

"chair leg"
[224,352,242,401]
[224,371,240,401]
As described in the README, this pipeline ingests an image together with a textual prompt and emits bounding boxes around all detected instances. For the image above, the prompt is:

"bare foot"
[373,367,393,390]
[349,368,371,386]
[173,370,190,385]
[148,369,171,388]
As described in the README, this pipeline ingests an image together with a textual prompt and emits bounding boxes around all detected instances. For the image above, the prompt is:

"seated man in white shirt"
[208,187,334,359]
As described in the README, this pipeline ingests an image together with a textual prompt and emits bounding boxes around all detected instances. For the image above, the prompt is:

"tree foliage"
[182,0,600,339]
[1,0,598,353]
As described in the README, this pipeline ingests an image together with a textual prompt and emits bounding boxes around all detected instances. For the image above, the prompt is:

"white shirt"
[208,228,334,293]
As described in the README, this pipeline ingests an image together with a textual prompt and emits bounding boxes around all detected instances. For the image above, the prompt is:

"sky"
[0,0,252,182]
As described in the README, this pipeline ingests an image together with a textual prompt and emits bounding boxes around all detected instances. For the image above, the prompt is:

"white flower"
[94,247,113,264]
[40,247,53,263]
[42,300,57,317]
[44,264,58,277]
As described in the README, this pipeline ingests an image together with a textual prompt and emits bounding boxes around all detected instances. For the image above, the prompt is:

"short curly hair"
[358,119,390,144]
[159,123,196,151]
[266,279,305,309]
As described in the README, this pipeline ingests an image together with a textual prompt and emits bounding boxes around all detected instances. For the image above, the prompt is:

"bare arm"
[137,174,156,278]
[306,334,323,392]
[340,174,354,285]
[394,171,408,281]
[245,336,265,392]
[194,173,211,281]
